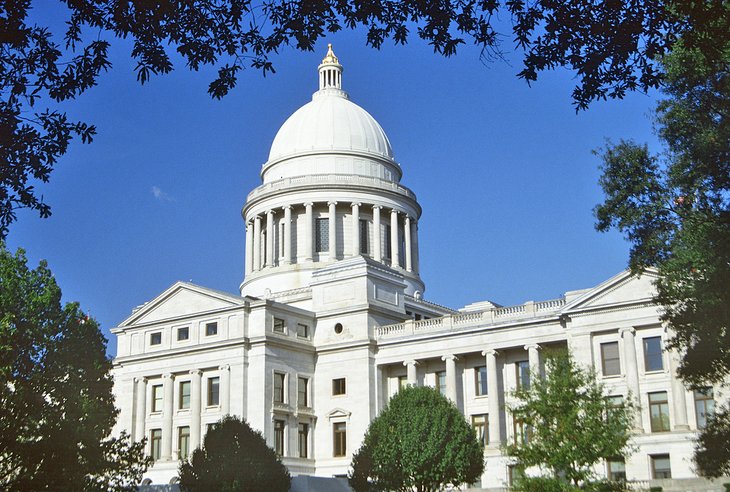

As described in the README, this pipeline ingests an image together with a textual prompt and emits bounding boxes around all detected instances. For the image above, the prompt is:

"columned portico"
[525,343,541,378]
[373,205,382,262]
[620,327,643,431]
[404,360,418,386]
[245,221,253,275]
[189,369,202,450]
[442,354,457,403]
[253,215,262,271]
[266,210,275,267]
[483,349,502,448]
[351,202,361,257]
[328,201,337,259]
[283,206,292,264]
[304,202,313,261]
[390,209,399,268]
[134,377,146,442]
[404,215,412,272]
[220,365,231,415]
[161,373,174,461]
[668,336,690,430]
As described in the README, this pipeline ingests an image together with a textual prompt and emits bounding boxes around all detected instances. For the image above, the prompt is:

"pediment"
[326,408,352,420]
[563,269,658,313]
[120,282,244,326]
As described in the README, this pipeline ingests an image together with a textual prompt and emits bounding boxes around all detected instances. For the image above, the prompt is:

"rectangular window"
[359,219,369,255]
[514,419,531,445]
[383,225,392,260]
[298,377,308,407]
[643,336,663,371]
[207,377,220,406]
[607,458,626,481]
[651,454,672,479]
[516,360,530,390]
[606,395,624,422]
[298,423,309,458]
[475,366,488,396]
[435,371,446,396]
[649,391,671,432]
[177,326,189,341]
[315,218,329,252]
[274,419,285,456]
[273,317,286,333]
[297,323,309,338]
[179,381,191,410]
[694,387,715,429]
[178,426,190,459]
[472,414,488,447]
[332,378,346,396]
[205,322,218,337]
[333,422,347,457]
[150,429,162,460]
[152,384,163,413]
[398,375,408,392]
[150,332,162,345]
[601,341,621,376]
[274,373,286,404]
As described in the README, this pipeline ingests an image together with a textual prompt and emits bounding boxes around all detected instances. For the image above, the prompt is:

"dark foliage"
[1,1,726,236]
[178,415,291,492]
[0,244,150,490]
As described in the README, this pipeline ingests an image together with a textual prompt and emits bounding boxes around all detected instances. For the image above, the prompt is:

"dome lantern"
[318,43,342,90]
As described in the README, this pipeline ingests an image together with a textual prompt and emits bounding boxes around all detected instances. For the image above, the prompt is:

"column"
[134,377,147,442]
[253,215,262,270]
[404,215,413,272]
[669,344,690,430]
[525,343,541,379]
[620,327,643,431]
[304,202,313,261]
[404,360,418,386]
[220,364,230,415]
[351,202,361,256]
[390,209,399,268]
[328,201,337,258]
[265,210,274,267]
[412,219,420,273]
[483,349,501,447]
[244,221,253,276]
[161,373,175,460]
[283,205,292,264]
[372,206,382,262]
[442,355,457,403]
[189,369,202,451]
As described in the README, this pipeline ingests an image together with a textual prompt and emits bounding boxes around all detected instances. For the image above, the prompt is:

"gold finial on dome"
[321,43,339,64]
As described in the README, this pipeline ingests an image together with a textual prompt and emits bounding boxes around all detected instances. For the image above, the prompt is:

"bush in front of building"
[178,415,291,492]
[348,385,484,492]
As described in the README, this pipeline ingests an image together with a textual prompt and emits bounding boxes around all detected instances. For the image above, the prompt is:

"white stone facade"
[111,46,725,489]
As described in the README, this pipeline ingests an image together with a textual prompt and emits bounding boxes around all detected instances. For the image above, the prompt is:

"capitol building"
[111,46,722,490]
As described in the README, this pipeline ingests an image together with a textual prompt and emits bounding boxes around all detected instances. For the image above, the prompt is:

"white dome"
[267,91,394,162]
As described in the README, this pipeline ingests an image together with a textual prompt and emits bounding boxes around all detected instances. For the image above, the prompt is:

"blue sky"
[7,7,662,355]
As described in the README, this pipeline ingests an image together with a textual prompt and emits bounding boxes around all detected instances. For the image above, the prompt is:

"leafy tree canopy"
[178,415,291,492]
[506,351,634,490]
[349,385,484,492]
[595,36,729,477]
[1,0,727,236]
[0,244,150,490]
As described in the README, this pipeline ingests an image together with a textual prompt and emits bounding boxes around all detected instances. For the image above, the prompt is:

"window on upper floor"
[273,317,286,334]
[649,391,670,432]
[601,341,621,376]
[332,378,346,396]
[333,422,347,457]
[207,377,220,406]
[359,219,369,255]
[297,323,309,338]
[177,326,189,341]
[516,360,530,390]
[178,426,190,459]
[435,371,446,396]
[605,395,624,423]
[607,458,626,481]
[514,418,531,445]
[274,419,285,456]
[274,372,286,404]
[150,332,162,346]
[150,429,162,461]
[205,322,218,337]
[472,414,488,447]
[651,454,672,479]
[643,336,663,372]
[298,423,309,458]
[298,377,309,408]
[694,387,715,429]
[152,384,163,413]
[315,218,329,252]
[475,366,488,396]
[179,381,191,410]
